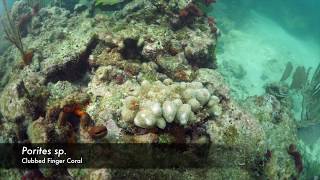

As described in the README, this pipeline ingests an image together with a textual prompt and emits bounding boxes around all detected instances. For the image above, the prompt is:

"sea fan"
[301,63,320,126]
[0,0,33,65]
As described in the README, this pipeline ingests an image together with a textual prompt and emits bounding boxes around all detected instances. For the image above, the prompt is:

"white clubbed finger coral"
[173,98,183,107]
[122,80,220,129]
[134,109,157,128]
[162,100,178,123]
[209,104,223,117]
[187,98,202,112]
[208,95,220,107]
[176,104,192,125]
[121,96,139,123]
[207,95,222,117]
[143,101,162,117]
[121,108,136,123]
[195,88,211,106]
[190,82,204,89]
[156,118,166,129]
[183,88,196,100]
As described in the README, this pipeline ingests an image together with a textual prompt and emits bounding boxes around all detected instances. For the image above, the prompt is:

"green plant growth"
[0,0,33,65]
[95,0,124,6]
[223,125,239,144]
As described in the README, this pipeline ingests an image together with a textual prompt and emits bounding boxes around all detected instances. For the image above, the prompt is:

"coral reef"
[242,90,300,178]
[0,0,303,179]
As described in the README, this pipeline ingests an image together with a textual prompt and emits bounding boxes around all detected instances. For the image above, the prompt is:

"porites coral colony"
[120,80,222,129]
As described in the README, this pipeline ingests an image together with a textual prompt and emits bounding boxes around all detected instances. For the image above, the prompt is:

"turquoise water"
[0,0,14,12]
[212,0,320,177]
[211,0,319,99]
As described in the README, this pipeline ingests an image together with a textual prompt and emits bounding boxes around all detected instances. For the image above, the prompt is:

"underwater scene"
[0,0,319,179]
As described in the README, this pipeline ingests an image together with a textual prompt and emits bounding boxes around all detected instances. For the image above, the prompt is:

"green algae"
[158,134,174,144]
[105,91,124,109]
[223,125,239,144]
[95,0,123,6]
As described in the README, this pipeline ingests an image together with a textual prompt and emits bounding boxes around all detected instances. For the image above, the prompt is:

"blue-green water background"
[211,0,320,177]
[210,0,319,98]
[0,0,14,12]
[212,0,320,41]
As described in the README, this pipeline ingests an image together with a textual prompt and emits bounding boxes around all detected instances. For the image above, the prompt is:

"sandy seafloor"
[212,1,320,176]
[213,10,319,100]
